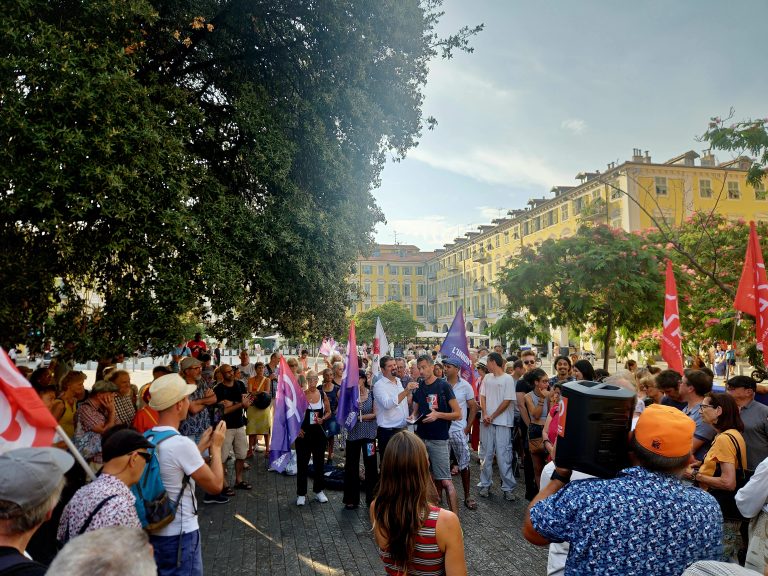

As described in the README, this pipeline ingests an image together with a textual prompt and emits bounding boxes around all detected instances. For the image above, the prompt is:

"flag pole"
[55,424,97,481]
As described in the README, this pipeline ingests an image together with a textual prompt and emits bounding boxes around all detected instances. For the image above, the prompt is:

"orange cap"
[634,404,695,458]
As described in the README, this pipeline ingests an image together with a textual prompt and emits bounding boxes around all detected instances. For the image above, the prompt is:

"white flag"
[372,317,389,375]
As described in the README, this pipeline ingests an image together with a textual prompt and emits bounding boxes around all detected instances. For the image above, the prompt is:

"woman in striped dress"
[371,430,467,576]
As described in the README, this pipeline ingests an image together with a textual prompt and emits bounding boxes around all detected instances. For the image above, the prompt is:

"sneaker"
[478,487,490,498]
[203,494,230,505]
[504,491,517,502]
[296,496,306,506]
[315,491,329,503]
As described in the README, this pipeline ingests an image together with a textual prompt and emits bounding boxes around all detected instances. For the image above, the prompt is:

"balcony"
[427,270,437,280]
[447,262,459,272]
[428,294,437,303]
[473,250,491,264]
[447,288,459,297]
[475,308,487,319]
[473,279,489,292]
[387,294,402,302]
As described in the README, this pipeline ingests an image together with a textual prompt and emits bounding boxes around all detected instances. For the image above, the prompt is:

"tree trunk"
[603,310,613,372]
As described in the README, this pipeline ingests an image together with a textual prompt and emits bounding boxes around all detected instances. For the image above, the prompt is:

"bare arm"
[516,392,531,426]
[693,461,737,491]
[191,422,227,494]
[423,398,461,423]
[464,399,479,435]
[436,510,467,576]
[526,393,544,421]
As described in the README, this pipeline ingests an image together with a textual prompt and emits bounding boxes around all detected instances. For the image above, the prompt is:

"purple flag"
[336,320,360,430]
[269,356,308,472]
[439,306,477,395]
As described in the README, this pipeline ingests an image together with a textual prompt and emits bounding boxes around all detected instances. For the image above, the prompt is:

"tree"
[355,302,422,345]
[495,225,664,370]
[0,1,482,358]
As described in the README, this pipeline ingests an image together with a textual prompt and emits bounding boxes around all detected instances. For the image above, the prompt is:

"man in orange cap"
[523,404,723,575]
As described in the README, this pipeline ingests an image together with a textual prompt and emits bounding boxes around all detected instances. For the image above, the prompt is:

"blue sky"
[373,0,767,250]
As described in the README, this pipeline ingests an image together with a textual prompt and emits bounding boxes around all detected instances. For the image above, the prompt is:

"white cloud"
[561,118,587,135]
[477,206,505,221]
[409,145,570,189]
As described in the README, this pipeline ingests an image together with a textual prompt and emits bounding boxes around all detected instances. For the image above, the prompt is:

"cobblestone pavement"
[198,447,548,576]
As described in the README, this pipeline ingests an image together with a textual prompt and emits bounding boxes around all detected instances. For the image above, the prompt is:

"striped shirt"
[379,506,444,575]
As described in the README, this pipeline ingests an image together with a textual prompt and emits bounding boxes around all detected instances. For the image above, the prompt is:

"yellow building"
[353,148,764,338]
[351,244,435,325]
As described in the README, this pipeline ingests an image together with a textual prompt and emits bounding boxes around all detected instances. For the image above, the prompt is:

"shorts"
[423,439,451,481]
[221,426,248,461]
[448,430,470,471]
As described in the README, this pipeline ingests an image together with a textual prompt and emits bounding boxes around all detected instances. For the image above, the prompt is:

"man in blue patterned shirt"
[523,404,723,575]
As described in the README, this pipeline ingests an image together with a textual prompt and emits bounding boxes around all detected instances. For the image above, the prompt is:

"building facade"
[353,148,765,339]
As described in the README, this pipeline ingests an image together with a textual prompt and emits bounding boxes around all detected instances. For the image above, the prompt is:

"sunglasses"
[135,451,152,463]
[700,404,714,410]
[523,360,536,365]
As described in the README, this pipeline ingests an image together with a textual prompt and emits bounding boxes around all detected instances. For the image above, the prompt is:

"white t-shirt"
[481,372,516,428]
[151,426,205,536]
[239,363,256,379]
[450,379,475,434]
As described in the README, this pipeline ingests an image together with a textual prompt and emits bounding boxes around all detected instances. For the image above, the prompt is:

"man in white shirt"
[373,355,418,463]
[444,357,479,510]
[147,373,227,576]
[478,352,517,500]
[237,350,256,379]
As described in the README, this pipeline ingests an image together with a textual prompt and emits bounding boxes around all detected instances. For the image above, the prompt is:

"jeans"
[479,423,516,492]
[150,530,203,576]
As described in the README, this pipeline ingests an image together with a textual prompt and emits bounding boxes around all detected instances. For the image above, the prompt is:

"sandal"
[222,487,236,497]
[234,481,252,490]
[344,503,359,510]
[464,498,478,510]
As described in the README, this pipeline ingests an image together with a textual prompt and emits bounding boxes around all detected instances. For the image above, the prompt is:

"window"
[402,266,411,275]
[416,266,424,275]
[513,227,520,239]
[728,182,740,200]
[503,231,509,244]
[364,281,371,296]
[573,197,584,215]
[495,235,500,248]
[403,284,411,297]
[418,283,425,297]
[699,179,712,199]
[755,180,767,201]
[592,189,600,200]
[390,265,399,275]
[378,265,384,275]
[561,204,569,220]
[532,216,541,232]
[416,304,425,317]
[610,187,622,200]
[655,177,668,196]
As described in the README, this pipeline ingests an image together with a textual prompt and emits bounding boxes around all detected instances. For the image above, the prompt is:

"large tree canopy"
[0,0,481,358]
[355,301,422,345]
[495,225,664,369]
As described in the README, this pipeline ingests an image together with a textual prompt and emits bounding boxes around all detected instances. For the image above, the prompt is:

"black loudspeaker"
[554,380,635,479]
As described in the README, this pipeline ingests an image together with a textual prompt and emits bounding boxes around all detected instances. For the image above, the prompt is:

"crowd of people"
[4,337,768,576]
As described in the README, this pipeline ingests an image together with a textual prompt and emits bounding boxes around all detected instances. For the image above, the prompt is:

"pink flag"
[319,338,337,357]
[269,356,308,472]
[0,347,57,452]
[734,222,768,365]
[661,260,684,375]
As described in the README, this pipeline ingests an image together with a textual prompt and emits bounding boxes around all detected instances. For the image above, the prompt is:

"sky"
[372,0,768,250]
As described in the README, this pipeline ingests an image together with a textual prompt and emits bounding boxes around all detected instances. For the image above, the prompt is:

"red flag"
[734,222,768,365]
[661,260,684,374]
[0,347,57,452]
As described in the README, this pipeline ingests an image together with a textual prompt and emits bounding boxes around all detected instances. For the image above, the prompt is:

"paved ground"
[198,446,548,576]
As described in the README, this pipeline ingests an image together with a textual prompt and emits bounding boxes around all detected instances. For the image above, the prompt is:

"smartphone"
[211,403,225,426]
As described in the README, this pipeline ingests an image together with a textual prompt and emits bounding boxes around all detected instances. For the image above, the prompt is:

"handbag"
[708,432,754,522]
[254,392,272,409]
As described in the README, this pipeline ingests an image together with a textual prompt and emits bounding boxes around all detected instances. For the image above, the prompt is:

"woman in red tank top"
[370,430,467,576]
